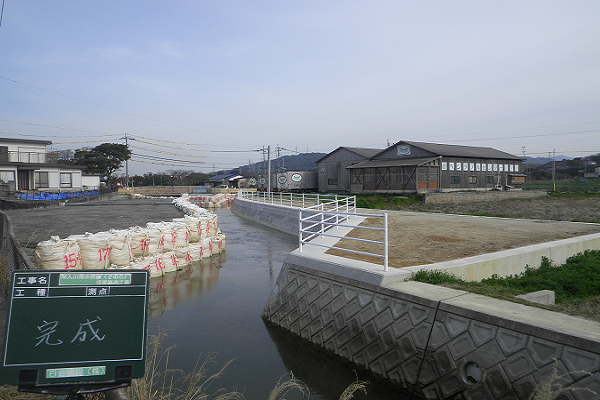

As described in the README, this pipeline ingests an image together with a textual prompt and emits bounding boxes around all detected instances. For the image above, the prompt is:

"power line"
[0,75,257,146]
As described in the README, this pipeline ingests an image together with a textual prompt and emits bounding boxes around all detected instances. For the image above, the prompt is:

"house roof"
[208,173,244,181]
[0,137,52,146]
[375,141,524,160]
[347,157,439,169]
[315,146,383,163]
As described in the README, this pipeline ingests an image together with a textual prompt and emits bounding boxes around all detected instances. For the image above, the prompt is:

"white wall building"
[0,138,91,193]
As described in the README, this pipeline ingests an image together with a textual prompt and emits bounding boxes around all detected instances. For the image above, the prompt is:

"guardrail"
[299,208,389,271]
[238,191,356,213]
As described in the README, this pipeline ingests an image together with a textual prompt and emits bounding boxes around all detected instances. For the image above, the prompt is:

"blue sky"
[1,1,599,175]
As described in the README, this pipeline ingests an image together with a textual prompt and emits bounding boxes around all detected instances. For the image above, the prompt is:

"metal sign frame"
[0,270,149,395]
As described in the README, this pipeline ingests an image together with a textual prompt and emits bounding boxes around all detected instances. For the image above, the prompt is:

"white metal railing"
[238,190,356,213]
[238,190,388,271]
[299,208,389,271]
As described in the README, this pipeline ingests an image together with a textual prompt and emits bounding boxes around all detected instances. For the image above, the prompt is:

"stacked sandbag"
[129,226,150,257]
[212,231,226,254]
[173,216,201,243]
[108,229,133,267]
[77,232,113,269]
[146,222,170,253]
[35,236,82,270]
[33,196,226,276]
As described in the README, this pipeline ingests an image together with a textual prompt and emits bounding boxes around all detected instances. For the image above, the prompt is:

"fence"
[237,191,388,271]
[0,211,36,285]
[238,191,356,213]
[299,208,389,271]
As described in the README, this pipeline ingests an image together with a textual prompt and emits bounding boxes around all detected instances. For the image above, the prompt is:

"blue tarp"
[16,190,102,201]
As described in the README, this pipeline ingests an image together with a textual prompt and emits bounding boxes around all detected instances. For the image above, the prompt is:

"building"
[339,141,525,193]
[316,147,382,193]
[0,138,91,194]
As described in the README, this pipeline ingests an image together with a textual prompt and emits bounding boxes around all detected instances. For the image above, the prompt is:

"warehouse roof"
[347,157,439,169]
[373,141,524,160]
[315,146,382,163]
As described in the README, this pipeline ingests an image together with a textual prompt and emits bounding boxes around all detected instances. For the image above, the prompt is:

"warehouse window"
[328,178,338,185]
[486,176,495,184]
[514,165,519,172]
[35,172,49,188]
[450,176,460,184]
[469,176,477,184]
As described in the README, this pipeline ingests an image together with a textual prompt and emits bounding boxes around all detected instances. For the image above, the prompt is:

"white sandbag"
[173,216,201,243]
[211,232,226,254]
[201,237,212,259]
[173,247,194,267]
[130,254,165,278]
[35,237,82,270]
[78,232,112,269]
[146,222,168,253]
[129,227,150,257]
[208,214,219,235]
[162,251,179,273]
[171,222,189,249]
[108,229,133,267]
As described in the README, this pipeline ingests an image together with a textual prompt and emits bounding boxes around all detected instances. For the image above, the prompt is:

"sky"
[1,1,599,176]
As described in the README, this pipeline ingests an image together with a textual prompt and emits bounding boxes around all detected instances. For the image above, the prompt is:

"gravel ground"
[5,198,187,259]
[327,209,600,268]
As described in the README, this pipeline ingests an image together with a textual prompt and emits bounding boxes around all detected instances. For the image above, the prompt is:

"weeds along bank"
[33,197,225,277]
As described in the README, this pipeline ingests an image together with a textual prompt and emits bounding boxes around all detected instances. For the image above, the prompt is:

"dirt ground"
[327,210,600,268]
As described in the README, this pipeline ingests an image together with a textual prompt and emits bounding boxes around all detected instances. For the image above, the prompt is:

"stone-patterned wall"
[263,260,600,399]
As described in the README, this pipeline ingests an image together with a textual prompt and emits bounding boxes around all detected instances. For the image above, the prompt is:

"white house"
[0,138,92,193]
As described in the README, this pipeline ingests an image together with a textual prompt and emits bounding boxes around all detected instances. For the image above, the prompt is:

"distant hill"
[524,155,571,165]
[235,152,326,176]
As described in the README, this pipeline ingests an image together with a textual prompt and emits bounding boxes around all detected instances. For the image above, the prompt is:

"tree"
[74,143,131,186]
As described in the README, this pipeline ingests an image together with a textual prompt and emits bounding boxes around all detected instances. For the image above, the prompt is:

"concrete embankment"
[232,198,600,399]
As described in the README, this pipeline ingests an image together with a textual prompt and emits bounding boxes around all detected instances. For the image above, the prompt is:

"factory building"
[323,141,525,194]
[316,147,382,193]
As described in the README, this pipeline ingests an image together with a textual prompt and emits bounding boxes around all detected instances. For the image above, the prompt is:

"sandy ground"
[326,209,600,268]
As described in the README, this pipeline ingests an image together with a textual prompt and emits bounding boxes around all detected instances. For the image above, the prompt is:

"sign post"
[0,270,149,395]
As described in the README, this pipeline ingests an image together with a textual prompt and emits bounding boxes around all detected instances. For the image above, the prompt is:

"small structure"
[0,138,87,194]
[208,173,244,188]
[346,141,525,193]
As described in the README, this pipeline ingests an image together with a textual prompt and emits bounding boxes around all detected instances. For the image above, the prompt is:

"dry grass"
[394,194,600,223]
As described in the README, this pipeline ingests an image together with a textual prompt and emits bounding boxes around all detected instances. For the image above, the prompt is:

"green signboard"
[0,270,149,392]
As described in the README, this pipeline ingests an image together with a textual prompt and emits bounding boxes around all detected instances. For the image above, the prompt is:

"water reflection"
[149,253,225,320]
[264,321,415,400]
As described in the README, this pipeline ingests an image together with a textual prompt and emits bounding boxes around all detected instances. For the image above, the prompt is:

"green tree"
[74,143,131,186]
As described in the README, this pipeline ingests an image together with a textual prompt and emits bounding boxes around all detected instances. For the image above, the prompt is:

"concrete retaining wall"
[231,198,300,236]
[263,253,600,399]
[423,190,547,204]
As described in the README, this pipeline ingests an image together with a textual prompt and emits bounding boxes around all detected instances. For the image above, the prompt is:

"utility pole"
[277,145,281,173]
[121,133,130,187]
[267,145,271,192]
[552,148,556,192]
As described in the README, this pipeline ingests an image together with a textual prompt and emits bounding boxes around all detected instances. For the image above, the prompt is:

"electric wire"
[0,75,258,146]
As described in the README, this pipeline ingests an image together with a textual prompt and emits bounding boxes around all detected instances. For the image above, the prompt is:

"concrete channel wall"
[232,198,600,399]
